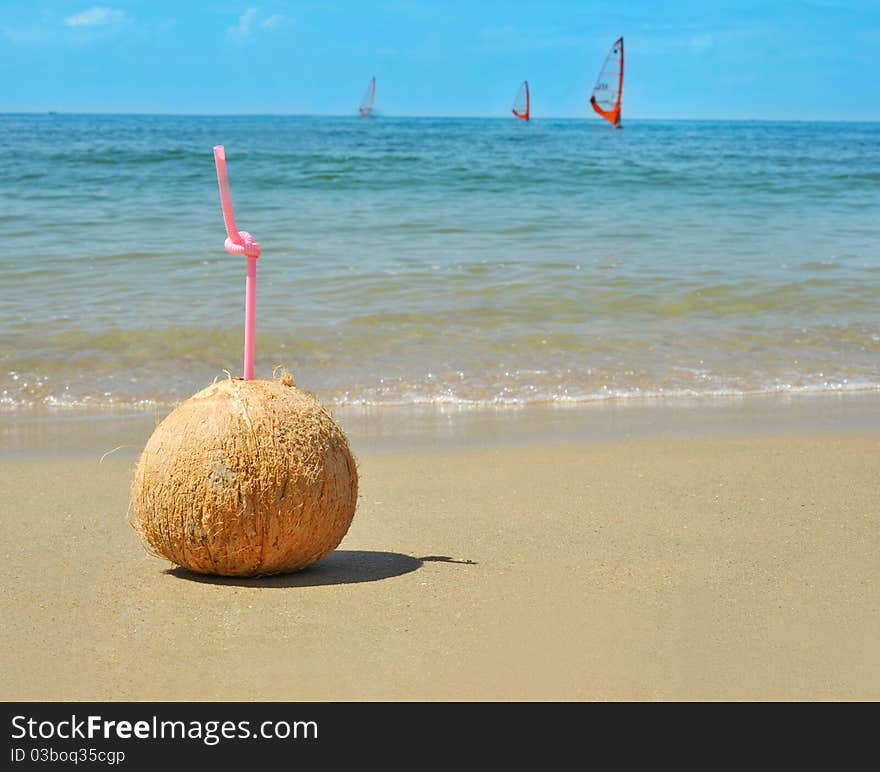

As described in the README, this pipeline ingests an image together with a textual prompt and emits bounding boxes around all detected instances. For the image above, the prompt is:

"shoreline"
[2,389,880,460]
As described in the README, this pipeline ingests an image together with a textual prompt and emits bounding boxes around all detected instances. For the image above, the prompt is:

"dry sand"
[2,424,878,700]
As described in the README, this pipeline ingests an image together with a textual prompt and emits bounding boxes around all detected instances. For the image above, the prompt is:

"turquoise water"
[1,114,878,409]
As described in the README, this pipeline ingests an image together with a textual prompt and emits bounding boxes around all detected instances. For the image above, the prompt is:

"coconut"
[131,374,358,577]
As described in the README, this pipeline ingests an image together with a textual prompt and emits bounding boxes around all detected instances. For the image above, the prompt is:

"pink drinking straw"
[213,145,261,380]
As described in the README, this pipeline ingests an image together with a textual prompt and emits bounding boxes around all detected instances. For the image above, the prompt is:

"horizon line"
[2,111,878,123]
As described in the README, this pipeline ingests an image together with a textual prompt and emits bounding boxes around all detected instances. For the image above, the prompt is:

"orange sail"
[590,37,623,127]
[359,76,376,118]
[512,80,530,121]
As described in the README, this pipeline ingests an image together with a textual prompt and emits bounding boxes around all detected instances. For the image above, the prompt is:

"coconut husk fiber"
[131,375,358,577]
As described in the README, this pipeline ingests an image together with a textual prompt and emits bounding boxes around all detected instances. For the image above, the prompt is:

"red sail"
[590,37,623,127]
[512,80,530,121]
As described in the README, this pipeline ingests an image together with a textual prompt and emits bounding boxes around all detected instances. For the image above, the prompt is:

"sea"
[1,114,878,411]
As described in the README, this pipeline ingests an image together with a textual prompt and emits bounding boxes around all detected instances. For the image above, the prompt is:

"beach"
[2,397,878,701]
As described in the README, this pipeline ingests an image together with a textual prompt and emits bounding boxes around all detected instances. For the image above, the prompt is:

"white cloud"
[261,14,286,30]
[229,8,259,39]
[65,7,126,28]
[227,8,287,42]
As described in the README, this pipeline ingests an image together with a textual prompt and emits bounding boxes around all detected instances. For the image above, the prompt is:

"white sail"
[359,76,376,117]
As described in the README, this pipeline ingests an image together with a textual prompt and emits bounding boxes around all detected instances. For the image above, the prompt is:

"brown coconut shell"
[131,376,358,577]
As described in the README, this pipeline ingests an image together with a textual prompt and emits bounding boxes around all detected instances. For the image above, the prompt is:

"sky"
[1,1,878,119]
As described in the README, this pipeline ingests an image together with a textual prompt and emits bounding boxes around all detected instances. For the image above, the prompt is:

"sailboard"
[512,80,530,121]
[359,76,376,118]
[589,37,623,128]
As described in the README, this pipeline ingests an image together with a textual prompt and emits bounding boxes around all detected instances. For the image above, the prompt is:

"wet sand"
[1,411,878,700]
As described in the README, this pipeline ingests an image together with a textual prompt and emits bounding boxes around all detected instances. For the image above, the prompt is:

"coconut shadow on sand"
[165,550,476,588]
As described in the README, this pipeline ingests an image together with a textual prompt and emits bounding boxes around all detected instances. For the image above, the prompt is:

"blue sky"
[1,1,878,119]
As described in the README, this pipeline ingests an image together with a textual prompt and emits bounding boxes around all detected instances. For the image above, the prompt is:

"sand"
[1,412,878,700]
